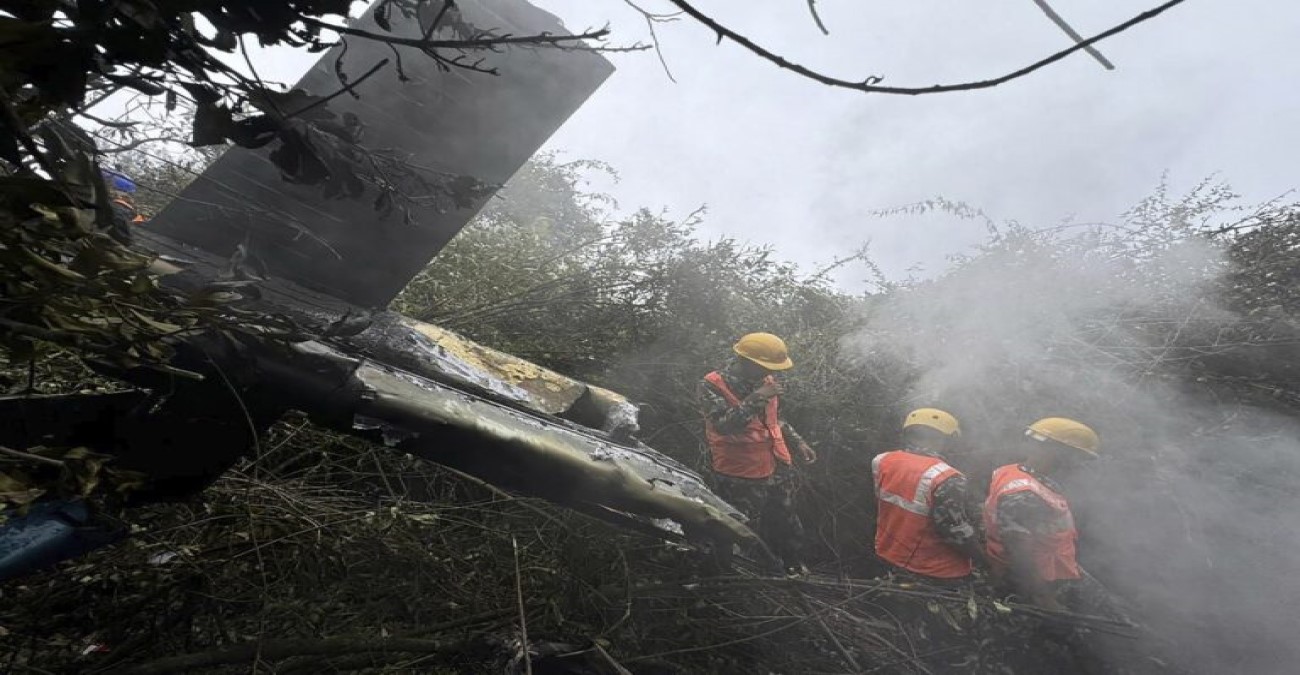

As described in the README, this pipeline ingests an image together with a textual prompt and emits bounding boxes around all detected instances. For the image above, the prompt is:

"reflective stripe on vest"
[872,452,954,516]
[984,464,1081,581]
[703,371,791,479]
[871,450,972,578]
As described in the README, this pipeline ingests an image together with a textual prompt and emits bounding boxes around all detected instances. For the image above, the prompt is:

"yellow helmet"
[903,408,961,437]
[733,332,794,371]
[1026,417,1100,458]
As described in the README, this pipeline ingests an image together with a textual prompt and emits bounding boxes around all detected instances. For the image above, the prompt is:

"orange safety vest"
[113,198,146,224]
[984,464,1081,582]
[871,450,973,578]
[703,371,791,479]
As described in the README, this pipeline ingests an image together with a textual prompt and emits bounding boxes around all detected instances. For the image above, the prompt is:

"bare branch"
[422,0,457,41]
[0,445,65,468]
[807,0,830,35]
[1031,0,1116,70]
[664,0,1188,95]
[300,17,611,51]
[92,135,187,154]
[76,111,137,129]
[284,58,390,119]
[512,536,533,675]
[623,0,680,82]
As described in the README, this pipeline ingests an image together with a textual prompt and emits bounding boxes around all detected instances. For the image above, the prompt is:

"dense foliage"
[6,139,1300,671]
[401,159,1300,673]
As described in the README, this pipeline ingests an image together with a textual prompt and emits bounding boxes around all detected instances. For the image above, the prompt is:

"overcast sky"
[211,1,1299,285]
[512,0,1299,284]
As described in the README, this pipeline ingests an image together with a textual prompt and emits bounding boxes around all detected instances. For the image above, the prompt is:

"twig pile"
[0,419,1089,674]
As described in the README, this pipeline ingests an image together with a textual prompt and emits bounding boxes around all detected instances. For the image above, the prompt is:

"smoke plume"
[843,191,1300,674]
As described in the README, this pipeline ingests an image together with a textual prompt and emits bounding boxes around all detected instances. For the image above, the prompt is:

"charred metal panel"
[138,229,640,434]
[148,0,613,307]
[215,338,752,544]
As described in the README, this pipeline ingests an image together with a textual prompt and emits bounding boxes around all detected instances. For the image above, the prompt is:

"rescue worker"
[698,332,816,574]
[984,417,1098,610]
[102,168,145,231]
[983,420,1157,675]
[871,408,983,581]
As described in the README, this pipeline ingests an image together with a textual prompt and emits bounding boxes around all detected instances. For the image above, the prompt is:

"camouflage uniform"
[869,451,986,668]
[698,359,807,569]
[994,465,1139,675]
[993,465,1119,615]
[992,466,1065,546]
[907,449,983,567]
[697,360,807,449]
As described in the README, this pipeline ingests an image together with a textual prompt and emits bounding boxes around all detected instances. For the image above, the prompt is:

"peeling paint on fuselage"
[400,319,636,424]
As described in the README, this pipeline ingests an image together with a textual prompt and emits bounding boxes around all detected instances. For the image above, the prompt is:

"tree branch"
[422,0,457,41]
[623,0,680,82]
[1031,0,1116,70]
[0,445,65,468]
[76,111,138,129]
[94,136,186,154]
[512,536,533,675]
[300,17,610,51]
[807,0,830,35]
[665,0,1187,95]
[284,58,390,119]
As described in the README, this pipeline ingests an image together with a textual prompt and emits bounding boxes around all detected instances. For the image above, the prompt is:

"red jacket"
[872,450,973,578]
[703,371,791,479]
[984,464,1081,582]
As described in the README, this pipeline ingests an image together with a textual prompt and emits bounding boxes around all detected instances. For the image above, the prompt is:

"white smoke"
[843,191,1300,674]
